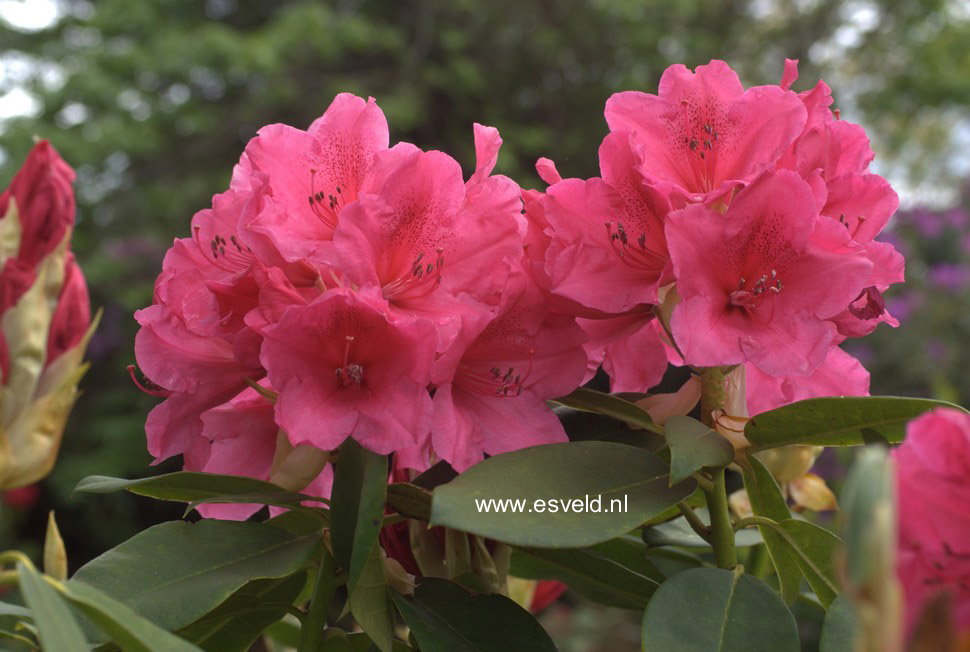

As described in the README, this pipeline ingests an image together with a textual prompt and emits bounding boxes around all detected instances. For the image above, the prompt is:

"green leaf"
[642,507,764,548]
[431,441,696,548]
[839,447,895,588]
[510,536,663,609]
[664,416,734,484]
[554,405,664,449]
[744,396,966,451]
[641,567,799,652]
[263,617,302,648]
[0,601,31,619]
[346,631,414,651]
[346,543,394,652]
[69,520,319,638]
[552,387,662,435]
[16,563,88,652]
[386,483,432,521]
[819,594,856,652]
[741,457,802,605]
[60,580,202,651]
[773,519,842,609]
[177,573,309,651]
[391,577,556,652]
[73,471,326,516]
[330,438,392,652]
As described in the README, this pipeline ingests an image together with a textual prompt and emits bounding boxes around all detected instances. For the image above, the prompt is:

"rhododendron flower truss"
[666,169,871,376]
[431,270,588,472]
[605,60,806,206]
[540,132,672,314]
[261,287,436,455]
[325,130,522,335]
[241,93,390,260]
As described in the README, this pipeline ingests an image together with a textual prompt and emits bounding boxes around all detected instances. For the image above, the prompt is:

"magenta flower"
[324,126,523,340]
[430,269,587,471]
[241,93,389,261]
[540,131,672,314]
[894,408,970,636]
[666,169,871,376]
[260,287,435,455]
[745,346,870,416]
[605,60,806,205]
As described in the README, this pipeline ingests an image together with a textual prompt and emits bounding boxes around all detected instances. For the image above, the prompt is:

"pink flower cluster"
[528,59,901,413]
[894,408,970,636]
[134,94,588,507]
[136,60,903,509]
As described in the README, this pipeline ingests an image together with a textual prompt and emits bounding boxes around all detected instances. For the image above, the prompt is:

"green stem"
[746,544,771,579]
[703,468,737,569]
[677,502,711,542]
[298,544,337,652]
[698,367,736,570]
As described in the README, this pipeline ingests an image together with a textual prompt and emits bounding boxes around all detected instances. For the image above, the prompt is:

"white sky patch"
[0,0,60,31]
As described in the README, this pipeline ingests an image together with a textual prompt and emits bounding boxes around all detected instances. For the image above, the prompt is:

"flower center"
[382,248,445,303]
[729,270,783,311]
[335,336,364,388]
[193,226,255,273]
[306,169,346,231]
[455,352,535,398]
[604,221,667,271]
[679,99,721,195]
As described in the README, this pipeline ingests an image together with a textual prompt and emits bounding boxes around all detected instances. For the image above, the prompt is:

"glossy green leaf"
[431,441,696,548]
[554,405,664,449]
[386,483,432,521]
[69,520,319,637]
[391,577,556,652]
[0,601,31,619]
[177,572,309,651]
[331,438,392,652]
[73,471,325,516]
[744,396,966,451]
[641,567,799,652]
[331,438,388,591]
[510,536,663,608]
[552,387,662,435]
[16,563,88,652]
[664,416,734,484]
[774,519,842,609]
[347,543,394,652]
[61,580,201,651]
[741,457,802,605]
[819,594,856,652]
[346,631,414,651]
[839,447,895,588]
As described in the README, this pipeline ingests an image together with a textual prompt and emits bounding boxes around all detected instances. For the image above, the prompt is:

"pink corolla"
[745,346,870,416]
[666,169,872,376]
[430,269,587,472]
[324,125,523,338]
[540,131,673,314]
[260,287,436,455]
[894,408,970,636]
[605,60,806,205]
[241,93,389,261]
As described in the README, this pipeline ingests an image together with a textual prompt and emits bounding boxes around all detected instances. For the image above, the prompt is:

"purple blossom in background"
[944,207,969,229]
[876,230,909,258]
[885,291,922,323]
[927,338,948,363]
[909,208,944,238]
[928,263,970,292]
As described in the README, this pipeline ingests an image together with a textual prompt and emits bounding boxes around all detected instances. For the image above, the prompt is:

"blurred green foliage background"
[1,1,969,649]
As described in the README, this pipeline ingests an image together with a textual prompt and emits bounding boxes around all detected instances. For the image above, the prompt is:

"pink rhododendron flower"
[894,408,970,636]
[324,129,523,341]
[540,132,672,314]
[260,287,436,455]
[745,346,870,416]
[430,269,587,471]
[605,60,806,205]
[666,169,871,376]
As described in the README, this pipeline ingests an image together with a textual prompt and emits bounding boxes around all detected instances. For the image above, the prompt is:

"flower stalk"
[699,367,737,569]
